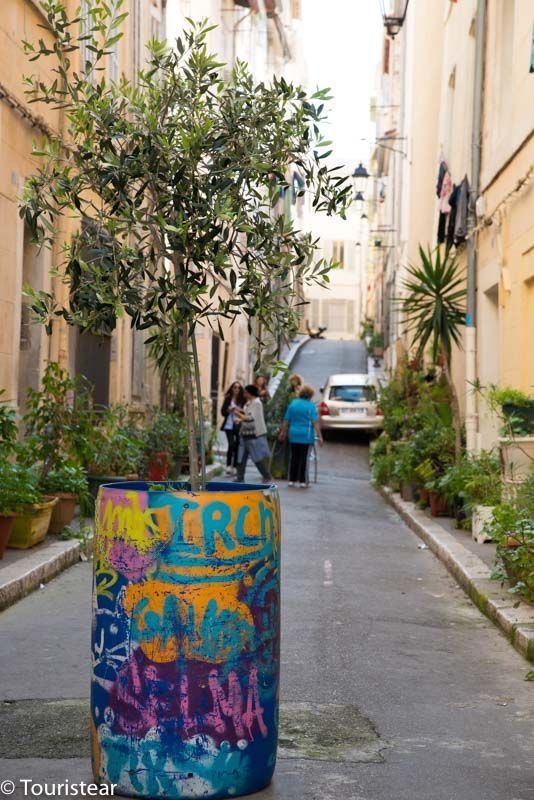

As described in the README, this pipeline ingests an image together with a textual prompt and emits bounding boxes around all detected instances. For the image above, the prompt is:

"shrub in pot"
[0,462,54,551]
[22,8,349,794]
[140,408,189,480]
[487,473,534,605]
[39,462,88,534]
[78,405,144,511]
[0,462,43,556]
[437,451,502,536]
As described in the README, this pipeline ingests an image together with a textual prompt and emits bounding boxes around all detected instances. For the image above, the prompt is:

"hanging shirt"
[284,398,318,445]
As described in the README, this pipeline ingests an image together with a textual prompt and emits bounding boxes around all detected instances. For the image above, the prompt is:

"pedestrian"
[220,381,245,476]
[287,373,303,402]
[254,374,270,404]
[235,385,273,484]
[279,384,322,487]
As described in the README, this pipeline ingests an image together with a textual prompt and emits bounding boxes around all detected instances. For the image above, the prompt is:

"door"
[74,329,111,406]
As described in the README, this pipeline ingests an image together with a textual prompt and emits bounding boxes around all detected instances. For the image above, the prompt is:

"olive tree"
[21,0,350,488]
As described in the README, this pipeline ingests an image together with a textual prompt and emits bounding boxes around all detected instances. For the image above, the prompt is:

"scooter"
[306,324,327,339]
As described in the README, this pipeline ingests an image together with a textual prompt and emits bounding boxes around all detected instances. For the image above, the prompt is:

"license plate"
[341,407,365,415]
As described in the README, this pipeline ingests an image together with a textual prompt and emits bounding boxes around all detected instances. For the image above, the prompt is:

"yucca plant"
[399,246,466,458]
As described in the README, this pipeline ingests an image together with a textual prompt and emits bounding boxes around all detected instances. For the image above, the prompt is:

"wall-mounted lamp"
[379,0,410,39]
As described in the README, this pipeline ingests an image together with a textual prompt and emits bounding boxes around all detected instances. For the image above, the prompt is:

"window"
[18,225,45,409]
[109,39,119,83]
[497,0,515,136]
[150,2,162,40]
[329,385,377,403]
[332,241,345,268]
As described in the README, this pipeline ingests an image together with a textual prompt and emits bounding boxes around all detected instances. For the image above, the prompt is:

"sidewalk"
[0,464,223,612]
[379,486,534,663]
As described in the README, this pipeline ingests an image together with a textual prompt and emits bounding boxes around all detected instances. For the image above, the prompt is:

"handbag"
[240,415,257,440]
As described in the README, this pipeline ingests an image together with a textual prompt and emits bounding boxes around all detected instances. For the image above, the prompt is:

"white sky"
[301,0,383,169]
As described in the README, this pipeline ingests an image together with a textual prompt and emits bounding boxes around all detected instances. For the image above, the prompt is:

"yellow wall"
[475,1,534,450]
[0,0,162,411]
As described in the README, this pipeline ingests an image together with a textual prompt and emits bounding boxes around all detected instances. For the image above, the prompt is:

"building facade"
[1,0,164,413]
[304,199,368,341]
[368,0,534,451]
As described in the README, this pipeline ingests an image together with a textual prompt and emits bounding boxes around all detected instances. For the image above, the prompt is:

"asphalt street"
[0,339,533,800]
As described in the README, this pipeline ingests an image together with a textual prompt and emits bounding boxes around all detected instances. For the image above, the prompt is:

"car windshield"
[329,385,376,403]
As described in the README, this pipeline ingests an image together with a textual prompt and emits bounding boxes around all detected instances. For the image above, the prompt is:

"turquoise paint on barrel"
[91,481,280,799]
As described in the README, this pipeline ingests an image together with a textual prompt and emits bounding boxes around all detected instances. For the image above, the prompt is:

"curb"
[0,536,92,612]
[378,486,534,663]
[0,463,224,613]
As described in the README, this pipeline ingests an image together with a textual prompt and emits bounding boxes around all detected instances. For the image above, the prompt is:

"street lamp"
[352,162,370,198]
[379,0,410,39]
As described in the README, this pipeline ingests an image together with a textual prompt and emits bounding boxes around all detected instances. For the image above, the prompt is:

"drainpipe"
[465,0,486,453]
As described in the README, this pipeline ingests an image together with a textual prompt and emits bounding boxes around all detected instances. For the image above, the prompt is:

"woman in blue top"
[280,384,323,487]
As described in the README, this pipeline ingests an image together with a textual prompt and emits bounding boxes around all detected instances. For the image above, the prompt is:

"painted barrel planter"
[91,480,280,799]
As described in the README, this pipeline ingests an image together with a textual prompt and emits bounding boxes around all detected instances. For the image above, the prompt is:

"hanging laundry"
[436,160,448,197]
[439,169,453,214]
[447,184,460,247]
[438,212,448,245]
[454,175,470,243]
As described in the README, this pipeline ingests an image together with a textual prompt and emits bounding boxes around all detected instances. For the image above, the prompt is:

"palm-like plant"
[400,245,467,458]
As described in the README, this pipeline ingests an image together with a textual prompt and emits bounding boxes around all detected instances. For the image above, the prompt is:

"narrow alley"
[1,340,532,800]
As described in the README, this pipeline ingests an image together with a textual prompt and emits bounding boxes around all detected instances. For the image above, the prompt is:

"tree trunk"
[191,333,207,490]
[441,352,462,461]
[180,328,200,491]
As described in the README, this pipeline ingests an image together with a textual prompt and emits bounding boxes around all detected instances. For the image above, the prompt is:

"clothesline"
[468,164,534,239]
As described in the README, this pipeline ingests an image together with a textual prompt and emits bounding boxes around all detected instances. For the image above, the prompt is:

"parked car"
[318,373,383,434]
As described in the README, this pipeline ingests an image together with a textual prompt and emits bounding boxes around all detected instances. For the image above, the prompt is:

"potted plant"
[140,408,189,480]
[79,405,144,511]
[0,463,40,556]
[22,8,349,796]
[400,245,467,460]
[0,461,56,550]
[368,331,385,358]
[485,387,534,483]
[39,461,88,534]
[486,473,534,605]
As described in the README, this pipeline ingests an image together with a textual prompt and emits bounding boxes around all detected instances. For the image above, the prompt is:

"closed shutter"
[347,301,355,334]
[310,299,320,328]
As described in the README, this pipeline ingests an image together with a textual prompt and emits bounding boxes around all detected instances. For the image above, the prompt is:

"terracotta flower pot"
[8,496,58,549]
[429,491,448,517]
[147,451,170,481]
[0,513,16,559]
[48,493,78,535]
[400,481,415,502]
[91,479,280,799]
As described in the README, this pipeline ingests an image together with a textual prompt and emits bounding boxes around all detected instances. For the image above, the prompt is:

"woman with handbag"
[279,384,322,487]
[220,381,245,475]
[234,385,273,484]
